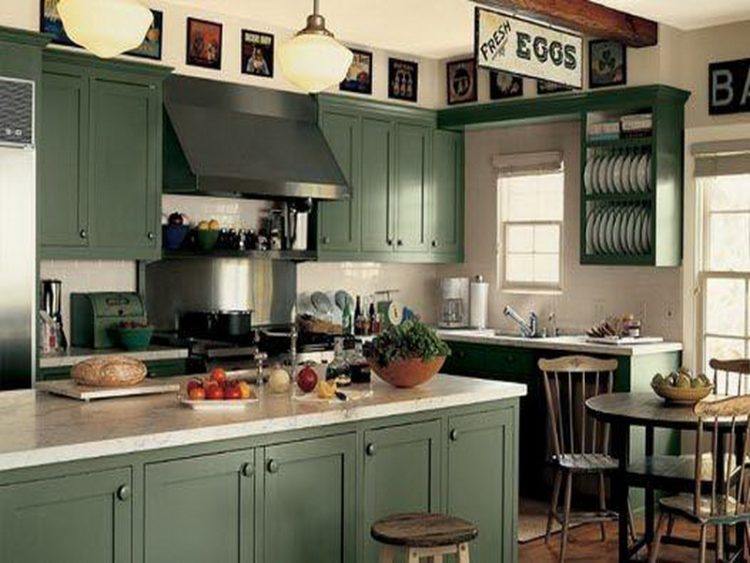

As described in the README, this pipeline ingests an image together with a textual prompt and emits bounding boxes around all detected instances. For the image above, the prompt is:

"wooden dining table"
[586,392,746,562]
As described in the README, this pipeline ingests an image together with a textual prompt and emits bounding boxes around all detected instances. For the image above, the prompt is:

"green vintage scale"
[70,292,147,349]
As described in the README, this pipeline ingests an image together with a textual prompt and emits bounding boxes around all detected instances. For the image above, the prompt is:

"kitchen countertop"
[436,329,683,357]
[0,374,526,472]
[39,346,189,369]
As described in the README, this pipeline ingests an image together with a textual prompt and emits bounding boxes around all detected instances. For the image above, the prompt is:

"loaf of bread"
[71,356,148,387]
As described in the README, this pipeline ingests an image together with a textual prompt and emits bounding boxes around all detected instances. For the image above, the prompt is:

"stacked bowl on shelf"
[585,204,652,256]
[584,149,652,194]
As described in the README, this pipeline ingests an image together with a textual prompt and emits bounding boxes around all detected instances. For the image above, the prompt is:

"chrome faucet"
[503,305,538,338]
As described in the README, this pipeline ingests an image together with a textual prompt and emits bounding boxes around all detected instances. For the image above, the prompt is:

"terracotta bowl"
[368,356,446,388]
[651,383,713,405]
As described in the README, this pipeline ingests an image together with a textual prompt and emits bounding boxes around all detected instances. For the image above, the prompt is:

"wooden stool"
[371,512,478,562]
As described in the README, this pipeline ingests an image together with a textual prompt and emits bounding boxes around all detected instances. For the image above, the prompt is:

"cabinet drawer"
[443,341,536,379]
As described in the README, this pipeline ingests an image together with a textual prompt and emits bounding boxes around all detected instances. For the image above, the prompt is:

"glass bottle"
[342,298,353,335]
[326,337,351,386]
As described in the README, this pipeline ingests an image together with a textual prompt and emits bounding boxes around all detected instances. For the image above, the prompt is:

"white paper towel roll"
[470,280,489,329]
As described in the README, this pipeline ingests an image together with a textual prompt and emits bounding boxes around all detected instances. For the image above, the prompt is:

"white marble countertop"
[39,346,189,369]
[0,374,526,472]
[436,329,683,357]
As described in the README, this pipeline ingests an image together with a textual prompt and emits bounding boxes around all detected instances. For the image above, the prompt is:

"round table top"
[586,392,737,430]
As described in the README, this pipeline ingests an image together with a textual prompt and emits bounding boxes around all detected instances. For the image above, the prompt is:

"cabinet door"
[262,433,356,563]
[431,130,463,258]
[90,76,159,256]
[361,117,395,253]
[362,420,441,562]
[447,409,517,563]
[144,449,256,563]
[0,467,132,563]
[40,68,89,248]
[318,110,361,252]
[394,123,430,253]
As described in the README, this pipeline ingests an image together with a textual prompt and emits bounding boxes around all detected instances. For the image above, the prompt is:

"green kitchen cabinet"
[261,433,356,563]
[144,449,256,563]
[39,51,170,260]
[361,117,395,253]
[446,408,518,563]
[0,467,132,563]
[431,130,464,258]
[318,110,361,252]
[394,123,431,253]
[362,420,441,562]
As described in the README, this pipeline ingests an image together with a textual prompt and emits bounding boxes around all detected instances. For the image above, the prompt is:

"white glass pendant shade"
[279,33,353,93]
[58,0,153,58]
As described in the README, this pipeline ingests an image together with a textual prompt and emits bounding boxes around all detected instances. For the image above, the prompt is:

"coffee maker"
[438,277,469,328]
[40,279,67,351]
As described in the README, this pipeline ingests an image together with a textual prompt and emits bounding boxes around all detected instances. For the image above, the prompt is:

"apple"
[205,385,225,400]
[237,381,253,399]
[296,365,318,393]
[210,367,227,385]
[168,212,185,226]
[224,384,242,400]
[186,379,202,393]
[188,386,206,401]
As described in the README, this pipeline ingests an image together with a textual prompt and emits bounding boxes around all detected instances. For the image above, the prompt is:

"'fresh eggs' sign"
[475,7,583,89]
[709,58,750,115]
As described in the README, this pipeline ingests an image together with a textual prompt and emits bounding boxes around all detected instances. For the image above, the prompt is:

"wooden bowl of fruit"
[181,368,258,409]
[651,369,713,404]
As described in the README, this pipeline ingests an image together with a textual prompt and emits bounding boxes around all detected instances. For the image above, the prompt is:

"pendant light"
[57,0,153,59]
[278,0,353,93]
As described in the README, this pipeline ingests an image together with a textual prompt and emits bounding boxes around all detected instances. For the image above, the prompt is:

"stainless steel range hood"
[163,75,349,200]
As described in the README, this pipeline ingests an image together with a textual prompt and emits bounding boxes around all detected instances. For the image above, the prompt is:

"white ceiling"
[163,0,750,59]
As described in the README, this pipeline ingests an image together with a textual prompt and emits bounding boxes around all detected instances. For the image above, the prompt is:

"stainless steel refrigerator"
[0,77,36,389]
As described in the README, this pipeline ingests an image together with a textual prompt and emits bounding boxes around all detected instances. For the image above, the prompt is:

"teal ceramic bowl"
[116,326,154,351]
[196,229,219,251]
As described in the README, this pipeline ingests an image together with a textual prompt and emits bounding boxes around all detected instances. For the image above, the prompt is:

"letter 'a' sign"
[709,58,750,115]
[475,7,582,89]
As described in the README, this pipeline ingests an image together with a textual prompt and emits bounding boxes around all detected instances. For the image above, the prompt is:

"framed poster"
[186,17,223,70]
[537,79,572,95]
[128,10,163,60]
[340,49,373,94]
[489,70,523,100]
[475,6,583,89]
[388,58,418,102]
[40,0,77,47]
[589,39,626,88]
[241,29,274,78]
[709,58,750,115]
[446,58,477,105]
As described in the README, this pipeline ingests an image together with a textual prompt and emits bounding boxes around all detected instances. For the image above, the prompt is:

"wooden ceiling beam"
[473,0,658,48]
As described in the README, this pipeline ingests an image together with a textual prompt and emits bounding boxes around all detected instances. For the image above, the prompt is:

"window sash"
[502,220,562,290]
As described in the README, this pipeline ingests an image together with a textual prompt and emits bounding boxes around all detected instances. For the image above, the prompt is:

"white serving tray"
[585,336,664,346]
[36,378,180,402]
[179,397,259,410]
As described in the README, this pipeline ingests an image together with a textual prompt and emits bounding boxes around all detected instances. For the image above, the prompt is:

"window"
[497,158,564,290]
[696,147,750,373]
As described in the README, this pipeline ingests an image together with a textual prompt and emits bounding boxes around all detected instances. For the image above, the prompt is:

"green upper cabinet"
[362,420,441,562]
[39,51,170,260]
[317,95,463,264]
[0,467,132,563]
[262,433,356,563]
[318,110,361,252]
[144,449,256,563]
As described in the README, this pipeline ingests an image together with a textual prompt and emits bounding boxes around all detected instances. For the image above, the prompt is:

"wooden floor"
[519,517,732,562]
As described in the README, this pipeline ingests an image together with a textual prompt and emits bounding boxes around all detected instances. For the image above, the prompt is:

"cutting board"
[36,378,180,402]
[585,336,664,346]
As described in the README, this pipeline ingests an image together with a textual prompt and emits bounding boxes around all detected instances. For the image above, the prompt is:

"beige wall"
[440,121,683,340]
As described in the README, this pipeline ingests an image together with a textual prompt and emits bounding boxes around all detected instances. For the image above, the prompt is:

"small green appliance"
[70,292,147,349]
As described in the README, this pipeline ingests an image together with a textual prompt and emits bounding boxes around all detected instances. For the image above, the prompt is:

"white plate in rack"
[584,157,594,194]
[612,154,623,193]
[585,208,595,254]
[611,207,624,253]
[598,155,611,193]
[629,153,641,192]
[637,153,649,192]
[591,207,604,254]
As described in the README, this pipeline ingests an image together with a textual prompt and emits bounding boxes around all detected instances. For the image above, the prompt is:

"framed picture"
[489,70,523,100]
[340,49,373,95]
[388,58,418,102]
[589,39,627,88]
[446,58,477,105]
[128,10,163,60]
[241,29,273,78]
[40,0,77,47]
[186,17,223,70]
[537,79,573,95]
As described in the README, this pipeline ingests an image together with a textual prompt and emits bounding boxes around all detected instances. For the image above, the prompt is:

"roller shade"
[693,139,750,178]
[493,151,563,177]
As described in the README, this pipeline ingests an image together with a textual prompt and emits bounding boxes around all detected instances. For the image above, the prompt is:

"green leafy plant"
[365,320,450,367]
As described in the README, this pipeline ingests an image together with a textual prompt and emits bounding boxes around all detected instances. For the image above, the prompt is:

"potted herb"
[365,320,451,388]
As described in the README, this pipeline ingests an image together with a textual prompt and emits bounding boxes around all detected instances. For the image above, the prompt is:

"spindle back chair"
[709,358,750,396]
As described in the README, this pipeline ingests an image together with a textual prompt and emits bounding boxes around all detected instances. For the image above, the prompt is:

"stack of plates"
[585,204,652,256]
[584,151,652,195]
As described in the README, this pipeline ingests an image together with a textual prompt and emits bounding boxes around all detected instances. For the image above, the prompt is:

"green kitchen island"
[0,374,524,563]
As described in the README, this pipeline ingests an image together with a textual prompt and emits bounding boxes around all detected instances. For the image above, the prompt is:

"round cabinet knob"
[396,240,403,246]
[147,232,155,240]
[322,236,330,244]
[365,443,376,456]
[79,229,88,239]
[241,462,254,478]
[386,239,394,246]
[116,484,131,501]
[431,240,438,248]
[449,429,459,442]
[267,459,279,474]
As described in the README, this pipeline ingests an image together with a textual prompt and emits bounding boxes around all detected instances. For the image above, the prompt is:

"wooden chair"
[649,395,750,563]
[710,359,750,396]
[371,512,478,562]
[538,355,635,562]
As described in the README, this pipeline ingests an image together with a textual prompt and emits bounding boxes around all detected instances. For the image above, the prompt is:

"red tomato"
[205,385,225,400]
[210,367,227,385]
[188,386,206,401]
[224,384,242,400]
[186,379,203,393]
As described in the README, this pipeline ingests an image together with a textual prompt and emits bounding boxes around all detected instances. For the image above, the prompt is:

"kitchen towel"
[470,279,488,329]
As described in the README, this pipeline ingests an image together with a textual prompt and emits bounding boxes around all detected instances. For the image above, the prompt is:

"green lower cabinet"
[362,420,441,562]
[447,409,518,563]
[262,433,356,563]
[144,450,256,563]
[0,467,132,563]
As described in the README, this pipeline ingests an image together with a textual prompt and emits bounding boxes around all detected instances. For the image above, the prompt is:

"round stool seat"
[371,512,478,548]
